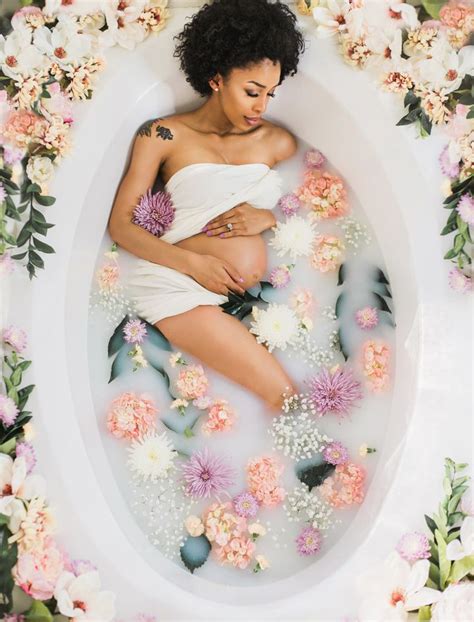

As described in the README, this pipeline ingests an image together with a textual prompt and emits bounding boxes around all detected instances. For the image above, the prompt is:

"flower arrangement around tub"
[94,147,400,575]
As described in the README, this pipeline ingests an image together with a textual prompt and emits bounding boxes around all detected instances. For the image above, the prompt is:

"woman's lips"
[244,116,261,126]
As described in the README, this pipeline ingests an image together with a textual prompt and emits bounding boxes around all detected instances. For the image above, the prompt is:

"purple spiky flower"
[233,491,260,518]
[296,525,322,556]
[307,366,363,418]
[132,189,175,237]
[182,446,235,499]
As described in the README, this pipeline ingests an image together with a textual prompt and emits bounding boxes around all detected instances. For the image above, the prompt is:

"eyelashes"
[246,91,276,98]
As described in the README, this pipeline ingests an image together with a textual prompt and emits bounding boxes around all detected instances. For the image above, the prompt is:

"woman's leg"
[156,305,298,412]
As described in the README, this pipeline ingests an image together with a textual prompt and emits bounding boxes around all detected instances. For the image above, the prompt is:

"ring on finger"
[226,222,233,231]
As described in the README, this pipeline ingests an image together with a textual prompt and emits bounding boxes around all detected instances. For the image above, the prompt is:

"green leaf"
[33,194,56,207]
[296,460,335,492]
[24,600,53,621]
[421,0,445,19]
[453,233,465,254]
[0,437,16,454]
[448,511,465,527]
[29,249,45,269]
[429,561,440,588]
[418,605,432,621]
[180,534,211,573]
[449,555,474,583]
[448,489,466,515]
[141,318,172,351]
[443,476,452,497]
[107,314,129,357]
[373,267,390,284]
[425,514,437,536]
[337,262,347,286]
[335,292,345,318]
[435,529,451,589]
[184,426,194,438]
[32,237,54,253]
[108,346,130,383]
[372,291,392,313]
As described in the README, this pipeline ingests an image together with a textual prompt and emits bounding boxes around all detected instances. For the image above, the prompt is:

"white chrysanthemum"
[268,216,316,260]
[127,431,177,481]
[249,303,300,352]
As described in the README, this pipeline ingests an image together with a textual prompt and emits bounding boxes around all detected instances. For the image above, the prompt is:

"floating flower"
[232,491,260,519]
[289,287,315,318]
[253,554,270,572]
[169,351,186,367]
[2,325,28,353]
[431,581,474,622]
[193,394,213,410]
[355,306,379,329]
[182,447,235,499]
[311,234,346,272]
[307,365,363,418]
[170,398,188,416]
[269,263,293,288]
[357,552,442,621]
[15,441,37,475]
[176,364,209,400]
[296,170,349,219]
[123,318,147,344]
[362,340,390,392]
[184,515,205,537]
[296,525,322,556]
[269,215,316,260]
[248,522,266,539]
[323,441,349,465]
[446,516,474,560]
[319,462,366,508]
[106,392,157,441]
[448,266,472,293]
[202,398,235,435]
[127,431,176,481]
[457,193,474,226]
[358,444,376,457]
[203,501,246,547]
[130,344,147,370]
[0,394,19,427]
[396,532,431,562]
[249,303,300,353]
[304,148,326,169]
[96,263,120,292]
[246,455,285,507]
[132,188,175,237]
[278,192,301,216]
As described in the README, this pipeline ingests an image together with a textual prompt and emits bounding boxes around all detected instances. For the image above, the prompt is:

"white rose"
[184,515,204,537]
[26,156,54,194]
[431,582,474,621]
[248,522,266,537]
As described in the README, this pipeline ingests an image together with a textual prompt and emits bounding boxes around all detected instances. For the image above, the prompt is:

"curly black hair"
[172,0,307,97]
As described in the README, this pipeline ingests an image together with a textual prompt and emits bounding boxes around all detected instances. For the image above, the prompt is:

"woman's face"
[211,58,281,131]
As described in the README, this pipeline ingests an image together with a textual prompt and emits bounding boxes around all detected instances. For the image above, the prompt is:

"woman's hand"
[187,253,246,296]
[202,202,276,238]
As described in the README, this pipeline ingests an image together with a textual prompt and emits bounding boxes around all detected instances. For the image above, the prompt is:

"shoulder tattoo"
[136,118,174,140]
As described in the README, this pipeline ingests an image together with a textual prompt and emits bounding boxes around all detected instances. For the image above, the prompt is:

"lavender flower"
[296,525,322,556]
[132,189,175,237]
[123,318,147,344]
[0,394,19,427]
[269,264,292,288]
[355,306,379,330]
[15,441,37,474]
[233,491,260,518]
[323,441,349,465]
[457,193,474,226]
[439,145,460,179]
[307,366,363,418]
[182,447,235,499]
[396,532,431,562]
[304,148,326,169]
[278,193,301,216]
[2,325,27,353]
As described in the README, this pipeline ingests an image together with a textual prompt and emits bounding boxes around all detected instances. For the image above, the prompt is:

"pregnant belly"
[174,232,267,290]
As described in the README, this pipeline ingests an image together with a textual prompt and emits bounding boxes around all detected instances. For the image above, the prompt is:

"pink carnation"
[269,264,292,288]
[448,266,472,293]
[0,394,19,426]
[361,339,390,392]
[355,306,379,329]
[246,455,285,507]
[2,109,47,149]
[106,391,157,440]
[215,533,256,569]
[296,170,349,219]
[304,148,326,169]
[202,398,235,435]
[319,462,366,508]
[2,325,28,353]
[176,364,209,400]
[96,263,120,292]
[289,287,315,317]
[278,193,301,216]
[311,234,345,272]
[12,536,65,601]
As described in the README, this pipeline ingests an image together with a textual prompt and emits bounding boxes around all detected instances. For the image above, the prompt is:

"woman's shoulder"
[261,120,298,165]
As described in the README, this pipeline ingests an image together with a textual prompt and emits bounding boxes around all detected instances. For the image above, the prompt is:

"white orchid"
[346,1,419,40]
[312,0,358,39]
[33,14,96,71]
[413,44,474,94]
[98,0,148,50]
[0,29,46,80]
[43,0,104,18]
[446,516,474,561]
[54,570,116,621]
[357,551,442,621]
[431,582,474,622]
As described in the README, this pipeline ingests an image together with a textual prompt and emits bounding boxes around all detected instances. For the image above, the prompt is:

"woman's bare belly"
[174,233,267,290]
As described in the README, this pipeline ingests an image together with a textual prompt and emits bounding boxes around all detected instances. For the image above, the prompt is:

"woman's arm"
[107,118,196,276]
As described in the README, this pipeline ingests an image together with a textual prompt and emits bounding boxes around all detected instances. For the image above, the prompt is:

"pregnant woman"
[108,0,306,412]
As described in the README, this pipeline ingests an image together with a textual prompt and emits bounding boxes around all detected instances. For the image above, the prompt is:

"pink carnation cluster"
[12,536,65,601]
[246,456,285,507]
[289,287,315,318]
[175,364,209,400]
[202,398,236,435]
[203,502,255,569]
[106,391,157,440]
[96,263,120,293]
[2,325,28,353]
[311,234,346,272]
[439,1,474,48]
[296,170,349,219]
[319,462,366,508]
[361,340,390,392]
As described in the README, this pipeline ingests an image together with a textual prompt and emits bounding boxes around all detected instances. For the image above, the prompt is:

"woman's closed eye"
[246,91,276,98]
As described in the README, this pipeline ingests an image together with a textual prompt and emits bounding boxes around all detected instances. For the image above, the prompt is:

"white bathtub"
[4,4,470,620]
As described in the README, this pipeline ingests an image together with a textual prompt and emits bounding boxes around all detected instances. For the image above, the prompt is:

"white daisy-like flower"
[127,431,177,481]
[268,215,316,260]
[249,303,300,352]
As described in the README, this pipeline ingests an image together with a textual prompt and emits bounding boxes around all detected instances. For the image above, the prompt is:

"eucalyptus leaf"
[435,528,451,589]
[373,267,390,284]
[180,534,211,573]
